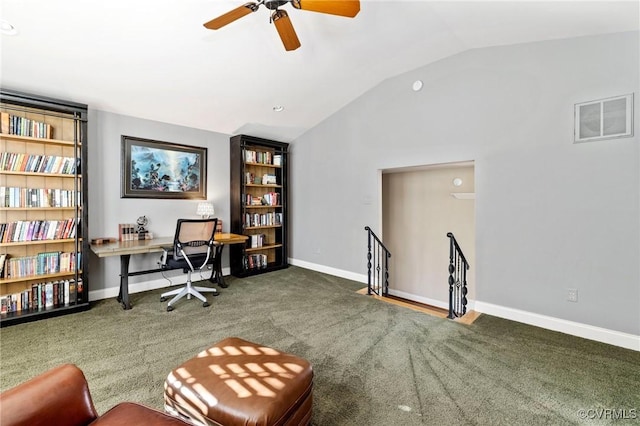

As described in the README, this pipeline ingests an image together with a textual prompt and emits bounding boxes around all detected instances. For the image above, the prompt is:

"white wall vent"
[574,93,633,143]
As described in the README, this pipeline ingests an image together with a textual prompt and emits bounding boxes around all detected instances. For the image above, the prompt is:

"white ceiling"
[1,1,638,142]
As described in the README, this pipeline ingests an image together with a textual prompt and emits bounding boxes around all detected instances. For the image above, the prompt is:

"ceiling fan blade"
[291,0,360,18]
[203,2,258,30]
[272,10,301,51]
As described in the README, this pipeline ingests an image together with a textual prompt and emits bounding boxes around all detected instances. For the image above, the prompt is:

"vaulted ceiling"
[1,1,638,141]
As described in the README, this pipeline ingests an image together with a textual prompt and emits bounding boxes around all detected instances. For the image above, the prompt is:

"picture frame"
[121,135,207,199]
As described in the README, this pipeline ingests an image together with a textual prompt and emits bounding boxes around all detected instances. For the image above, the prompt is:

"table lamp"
[196,202,215,219]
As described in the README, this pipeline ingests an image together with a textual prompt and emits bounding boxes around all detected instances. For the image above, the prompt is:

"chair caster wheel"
[167,306,174,312]
[203,302,210,308]
[160,297,167,302]
[212,292,220,297]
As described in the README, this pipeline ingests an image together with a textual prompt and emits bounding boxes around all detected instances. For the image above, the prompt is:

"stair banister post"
[366,226,372,295]
[447,232,455,319]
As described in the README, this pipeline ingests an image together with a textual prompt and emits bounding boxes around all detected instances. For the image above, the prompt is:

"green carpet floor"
[1,266,639,425]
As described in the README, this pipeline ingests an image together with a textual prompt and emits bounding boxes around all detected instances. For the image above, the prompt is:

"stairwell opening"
[380,161,476,314]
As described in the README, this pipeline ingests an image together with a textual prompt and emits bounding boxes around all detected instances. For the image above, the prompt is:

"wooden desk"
[91,233,247,310]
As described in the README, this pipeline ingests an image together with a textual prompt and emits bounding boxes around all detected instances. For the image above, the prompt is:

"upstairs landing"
[357,288,480,325]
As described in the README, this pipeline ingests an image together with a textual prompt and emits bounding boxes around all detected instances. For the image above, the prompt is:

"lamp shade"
[196,202,215,218]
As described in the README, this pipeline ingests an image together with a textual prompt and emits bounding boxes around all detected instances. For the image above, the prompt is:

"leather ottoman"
[164,337,313,426]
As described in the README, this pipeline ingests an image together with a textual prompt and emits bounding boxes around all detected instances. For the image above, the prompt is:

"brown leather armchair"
[0,363,189,426]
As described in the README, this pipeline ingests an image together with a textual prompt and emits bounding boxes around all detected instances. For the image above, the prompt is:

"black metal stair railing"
[365,226,391,296]
[446,232,469,319]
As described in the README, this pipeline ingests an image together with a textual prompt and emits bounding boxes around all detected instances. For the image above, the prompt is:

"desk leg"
[117,254,132,310]
[209,244,228,288]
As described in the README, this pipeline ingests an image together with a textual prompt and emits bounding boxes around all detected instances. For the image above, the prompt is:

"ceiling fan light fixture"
[203,0,359,51]
[264,0,289,10]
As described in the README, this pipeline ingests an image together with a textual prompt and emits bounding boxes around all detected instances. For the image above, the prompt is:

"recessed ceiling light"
[412,80,423,92]
[0,20,18,36]
[273,106,284,112]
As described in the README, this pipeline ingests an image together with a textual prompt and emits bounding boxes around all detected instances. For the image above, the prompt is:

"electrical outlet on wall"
[567,288,578,302]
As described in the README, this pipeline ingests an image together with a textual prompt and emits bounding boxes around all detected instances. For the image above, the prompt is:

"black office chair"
[160,218,219,311]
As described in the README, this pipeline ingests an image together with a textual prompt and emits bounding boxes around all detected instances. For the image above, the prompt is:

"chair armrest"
[0,364,98,426]
[159,246,173,267]
[91,402,190,425]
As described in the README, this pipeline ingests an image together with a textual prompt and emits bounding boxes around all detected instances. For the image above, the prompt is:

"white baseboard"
[288,258,367,284]
[89,259,639,352]
[291,258,639,351]
[88,267,231,302]
[474,301,640,352]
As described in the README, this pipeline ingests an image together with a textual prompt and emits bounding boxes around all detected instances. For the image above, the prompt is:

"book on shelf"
[2,250,80,279]
[0,218,77,243]
[242,212,283,228]
[0,112,53,139]
[0,112,9,134]
[244,149,273,165]
[136,231,153,240]
[244,253,268,270]
[44,282,54,308]
[76,278,84,303]
[241,192,281,207]
[0,253,7,278]
[0,278,83,315]
[17,154,74,174]
[118,223,136,241]
[273,154,282,166]
[262,174,277,185]
[68,279,77,305]
[250,233,266,248]
[262,192,279,206]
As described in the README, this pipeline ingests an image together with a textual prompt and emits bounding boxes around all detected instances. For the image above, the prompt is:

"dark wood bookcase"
[0,89,89,326]
[230,135,288,277]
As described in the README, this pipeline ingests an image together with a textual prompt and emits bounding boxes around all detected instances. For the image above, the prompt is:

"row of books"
[0,251,81,279]
[0,278,83,315]
[243,192,281,207]
[243,212,283,228]
[244,149,279,165]
[244,254,269,270]
[246,195,263,206]
[0,112,54,139]
[249,233,267,248]
[0,152,77,174]
[1,186,80,208]
[118,223,153,241]
[244,172,278,185]
[0,219,77,243]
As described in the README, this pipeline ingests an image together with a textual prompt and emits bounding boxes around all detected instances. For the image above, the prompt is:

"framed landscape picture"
[121,135,207,199]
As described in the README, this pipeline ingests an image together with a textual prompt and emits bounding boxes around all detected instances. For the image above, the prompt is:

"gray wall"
[290,32,639,335]
[87,110,230,294]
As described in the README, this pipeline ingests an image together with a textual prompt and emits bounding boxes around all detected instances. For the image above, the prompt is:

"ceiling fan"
[203,0,360,51]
